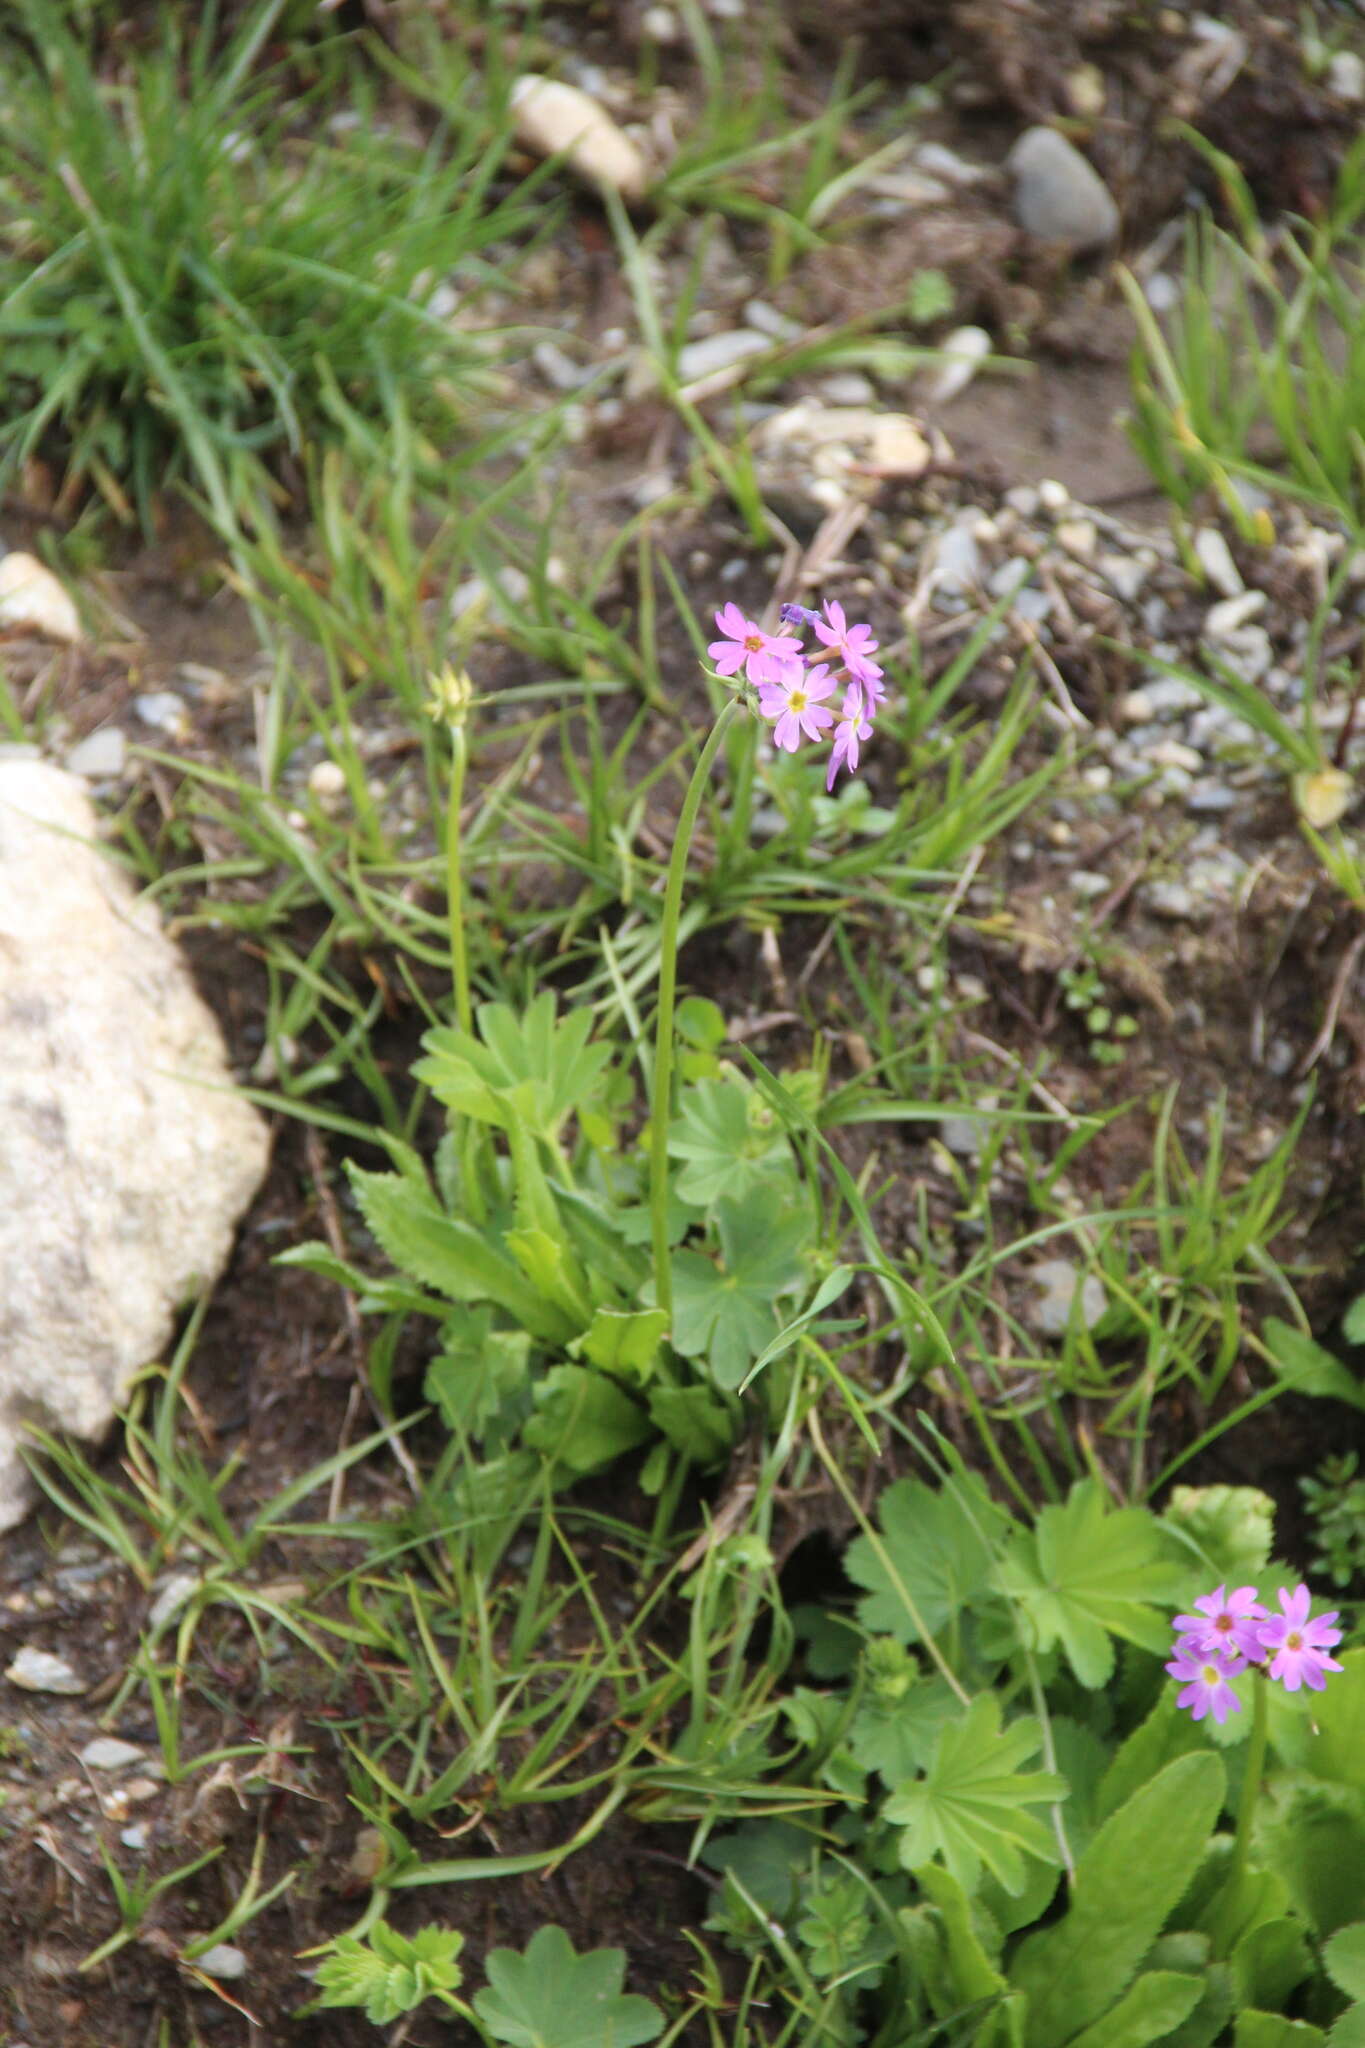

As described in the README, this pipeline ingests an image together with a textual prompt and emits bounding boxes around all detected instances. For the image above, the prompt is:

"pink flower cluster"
[707,598,887,792]
[1166,1583,1344,1725]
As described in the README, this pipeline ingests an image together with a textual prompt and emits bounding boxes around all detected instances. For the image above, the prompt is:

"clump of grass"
[0,0,548,538]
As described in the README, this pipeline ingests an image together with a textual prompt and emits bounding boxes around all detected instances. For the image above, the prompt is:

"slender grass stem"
[650,696,744,1325]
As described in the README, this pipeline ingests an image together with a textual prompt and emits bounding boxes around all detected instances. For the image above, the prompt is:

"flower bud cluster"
[707,598,886,791]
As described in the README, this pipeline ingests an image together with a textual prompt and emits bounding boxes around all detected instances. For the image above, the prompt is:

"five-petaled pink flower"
[708,603,804,687]
[826,686,873,792]
[1173,1585,1269,1666]
[811,599,884,692]
[1257,1584,1343,1693]
[1165,1645,1246,1725]
[758,662,838,752]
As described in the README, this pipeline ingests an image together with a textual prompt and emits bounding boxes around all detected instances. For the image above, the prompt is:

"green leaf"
[415,993,617,1148]
[572,1307,669,1382]
[1231,1917,1313,2013]
[1010,1751,1225,2048]
[1064,1970,1203,2048]
[1343,1295,1365,1347]
[1234,2017,1326,2048]
[916,1863,1009,2011]
[424,1307,531,1446]
[849,1673,959,1786]
[1256,1777,1365,1936]
[347,1165,573,1344]
[313,1920,463,2024]
[522,1368,651,1477]
[1267,1650,1365,1793]
[997,1479,1186,1688]
[1096,1688,1205,1823]
[1329,2011,1365,2048]
[883,1693,1066,1897]
[667,1073,794,1206]
[669,1189,809,1389]
[1163,1484,1275,1585]
[1325,1925,1365,2002]
[701,1821,814,1920]
[646,1384,735,1465]
[472,1923,663,2048]
[1263,1320,1365,1413]
[845,1473,1010,1646]
[505,1226,594,1328]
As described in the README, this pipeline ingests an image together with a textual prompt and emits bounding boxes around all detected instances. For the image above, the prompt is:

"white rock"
[817,372,877,406]
[927,326,991,403]
[191,1944,247,1982]
[148,1571,201,1633]
[0,766,270,1531]
[1055,518,1097,562]
[1007,128,1119,251]
[641,4,680,42]
[1328,49,1365,101]
[6,1646,87,1694]
[743,299,802,341]
[1204,590,1266,638]
[676,329,771,384]
[133,691,189,736]
[1193,526,1242,597]
[307,759,348,803]
[1027,1259,1106,1338]
[80,1737,146,1771]
[1037,477,1070,512]
[1146,738,1202,773]
[65,727,127,780]
[0,553,84,644]
[929,522,981,596]
[939,1115,984,1158]
[510,76,647,202]
[870,415,933,476]
[913,142,990,185]
[1098,552,1148,603]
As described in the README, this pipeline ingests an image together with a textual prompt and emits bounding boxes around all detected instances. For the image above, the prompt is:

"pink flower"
[826,685,874,791]
[1166,1645,1245,1724]
[758,662,837,752]
[1172,1585,1269,1666]
[1257,1585,1343,1693]
[708,603,805,687]
[811,599,884,691]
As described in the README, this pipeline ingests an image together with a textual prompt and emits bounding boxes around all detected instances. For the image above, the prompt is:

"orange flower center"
[744,632,764,651]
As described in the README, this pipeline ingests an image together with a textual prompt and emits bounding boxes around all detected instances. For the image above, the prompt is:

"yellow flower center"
[744,631,764,651]
[1286,1631,1302,1651]
[788,689,808,712]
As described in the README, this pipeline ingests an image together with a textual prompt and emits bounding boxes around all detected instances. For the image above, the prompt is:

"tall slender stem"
[446,724,472,1035]
[650,698,743,1326]
[1230,1671,1268,1886]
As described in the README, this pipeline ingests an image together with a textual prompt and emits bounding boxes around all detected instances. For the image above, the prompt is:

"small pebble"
[80,1738,146,1772]
[1007,127,1119,251]
[65,727,127,779]
[148,1572,200,1633]
[510,76,647,202]
[1204,590,1266,639]
[1328,49,1365,101]
[1038,478,1070,512]
[1055,518,1097,562]
[133,691,189,736]
[1027,1259,1107,1338]
[927,325,991,403]
[191,1944,248,1982]
[0,551,84,643]
[1068,870,1110,899]
[1193,527,1242,597]
[676,329,771,384]
[5,1647,87,1695]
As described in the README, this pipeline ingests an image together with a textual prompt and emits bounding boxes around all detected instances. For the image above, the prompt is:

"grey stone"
[1193,527,1243,597]
[1007,128,1119,251]
[0,764,270,1530]
[192,1945,247,1982]
[80,1738,146,1772]
[5,1646,87,1694]
[65,727,127,780]
[676,330,772,384]
[1027,1259,1106,1338]
[1204,591,1266,639]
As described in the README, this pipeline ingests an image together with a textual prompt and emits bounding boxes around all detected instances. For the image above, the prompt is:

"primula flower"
[1257,1584,1344,1693]
[811,598,884,692]
[708,603,804,687]
[826,685,873,792]
[758,661,837,752]
[1165,1645,1245,1725]
[1172,1585,1269,1666]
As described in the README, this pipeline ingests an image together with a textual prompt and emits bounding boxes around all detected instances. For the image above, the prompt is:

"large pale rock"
[0,552,84,644]
[0,760,270,1529]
